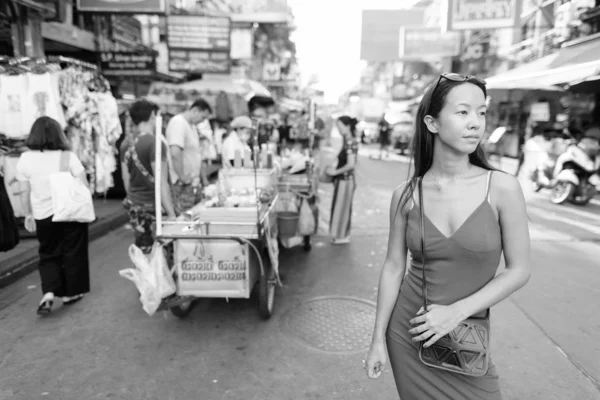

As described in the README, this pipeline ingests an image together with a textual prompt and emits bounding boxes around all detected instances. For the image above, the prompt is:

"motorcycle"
[532,135,600,205]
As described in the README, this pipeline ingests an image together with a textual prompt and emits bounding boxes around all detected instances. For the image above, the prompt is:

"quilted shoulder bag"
[416,178,491,377]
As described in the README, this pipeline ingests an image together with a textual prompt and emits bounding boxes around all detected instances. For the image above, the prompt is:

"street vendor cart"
[276,99,321,251]
[153,115,280,320]
[277,158,319,251]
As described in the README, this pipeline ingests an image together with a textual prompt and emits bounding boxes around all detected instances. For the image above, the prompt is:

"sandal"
[62,294,84,305]
[37,300,53,316]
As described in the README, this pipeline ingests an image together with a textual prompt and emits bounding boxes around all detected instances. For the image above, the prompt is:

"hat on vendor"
[231,116,253,129]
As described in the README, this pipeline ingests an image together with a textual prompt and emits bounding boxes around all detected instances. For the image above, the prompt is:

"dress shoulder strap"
[485,170,493,203]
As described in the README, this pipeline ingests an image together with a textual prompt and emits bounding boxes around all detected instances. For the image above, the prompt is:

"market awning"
[486,35,600,88]
[567,74,600,93]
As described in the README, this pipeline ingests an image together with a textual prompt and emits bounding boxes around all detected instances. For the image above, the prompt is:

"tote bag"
[49,151,96,223]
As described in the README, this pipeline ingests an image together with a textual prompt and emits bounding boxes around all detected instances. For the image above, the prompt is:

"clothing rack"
[0,55,97,72]
[46,55,98,71]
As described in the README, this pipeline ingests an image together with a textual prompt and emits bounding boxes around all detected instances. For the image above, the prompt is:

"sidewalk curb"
[0,213,128,290]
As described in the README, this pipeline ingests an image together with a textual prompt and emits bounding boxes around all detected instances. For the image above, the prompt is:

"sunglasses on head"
[430,73,487,95]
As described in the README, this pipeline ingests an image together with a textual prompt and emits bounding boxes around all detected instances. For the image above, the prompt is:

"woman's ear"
[423,115,438,134]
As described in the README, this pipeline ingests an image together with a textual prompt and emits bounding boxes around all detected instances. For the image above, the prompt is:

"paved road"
[0,153,599,400]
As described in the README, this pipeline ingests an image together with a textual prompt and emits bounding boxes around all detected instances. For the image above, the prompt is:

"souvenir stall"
[0,56,122,223]
[147,114,281,320]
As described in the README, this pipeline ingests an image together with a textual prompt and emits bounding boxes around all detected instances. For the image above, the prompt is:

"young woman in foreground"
[365,74,531,399]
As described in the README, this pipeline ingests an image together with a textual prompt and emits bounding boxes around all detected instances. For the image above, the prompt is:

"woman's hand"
[408,304,466,348]
[24,215,36,233]
[364,340,387,379]
[326,166,337,176]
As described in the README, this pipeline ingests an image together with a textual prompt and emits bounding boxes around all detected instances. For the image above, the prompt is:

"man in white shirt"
[166,98,212,214]
[222,116,252,168]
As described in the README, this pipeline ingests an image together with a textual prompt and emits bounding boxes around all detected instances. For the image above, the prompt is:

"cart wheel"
[258,254,276,320]
[303,236,312,252]
[170,299,195,318]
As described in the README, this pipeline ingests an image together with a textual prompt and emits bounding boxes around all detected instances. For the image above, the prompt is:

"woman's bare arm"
[371,184,409,343]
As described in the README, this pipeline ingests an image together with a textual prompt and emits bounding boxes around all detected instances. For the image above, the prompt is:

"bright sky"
[287,0,420,103]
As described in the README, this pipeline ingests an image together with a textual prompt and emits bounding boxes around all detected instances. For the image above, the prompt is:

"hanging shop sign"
[100,52,156,77]
[168,49,230,74]
[76,0,166,14]
[360,9,426,61]
[167,15,231,74]
[167,15,231,51]
[442,0,522,31]
[230,28,253,60]
[399,27,460,60]
[262,62,282,81]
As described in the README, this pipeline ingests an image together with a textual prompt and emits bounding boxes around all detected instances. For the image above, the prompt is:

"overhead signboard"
[167,15,231,74]
[77,0,166,14]
[399,27,460,60]
[100,52,156,77]
[168,49,230,74]
[167,15,231,51]
[442,0,522,31]
[360,9,425,62]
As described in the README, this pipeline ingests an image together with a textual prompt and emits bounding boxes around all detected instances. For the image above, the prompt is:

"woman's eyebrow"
[455,103,487,108]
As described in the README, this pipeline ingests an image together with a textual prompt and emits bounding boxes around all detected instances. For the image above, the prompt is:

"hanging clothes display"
[59,67,122,194]
[27,72,66,128]
[0,172,20,252]
[0,74,33,138]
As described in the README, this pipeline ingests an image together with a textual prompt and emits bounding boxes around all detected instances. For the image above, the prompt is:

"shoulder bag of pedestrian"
[416,178,490,377]
[49,151,96,223]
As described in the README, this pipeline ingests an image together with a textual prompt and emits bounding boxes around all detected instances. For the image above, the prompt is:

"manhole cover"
[281,296,376,354]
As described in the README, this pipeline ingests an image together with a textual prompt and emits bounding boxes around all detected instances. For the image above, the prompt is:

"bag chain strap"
[418,177,429,312]
[126,136,155,186]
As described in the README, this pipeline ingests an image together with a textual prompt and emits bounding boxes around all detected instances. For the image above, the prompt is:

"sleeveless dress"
[386,171,503,399]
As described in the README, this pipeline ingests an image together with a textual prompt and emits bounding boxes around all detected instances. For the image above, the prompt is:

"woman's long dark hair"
[398,76,496,211]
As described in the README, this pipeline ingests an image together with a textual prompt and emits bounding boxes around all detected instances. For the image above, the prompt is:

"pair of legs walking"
[35,217,90,315]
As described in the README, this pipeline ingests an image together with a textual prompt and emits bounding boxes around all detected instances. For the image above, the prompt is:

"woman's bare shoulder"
[491,171,526,208]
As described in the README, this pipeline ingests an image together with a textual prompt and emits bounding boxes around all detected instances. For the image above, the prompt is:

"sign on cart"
[175,239,250,298]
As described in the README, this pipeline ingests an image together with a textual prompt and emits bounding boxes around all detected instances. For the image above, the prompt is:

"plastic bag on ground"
[298,198,316,236]
[119,244,168,316]
[149,242,176,299]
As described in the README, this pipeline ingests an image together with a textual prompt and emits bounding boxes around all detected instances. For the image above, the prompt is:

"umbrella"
[565,75,600,93]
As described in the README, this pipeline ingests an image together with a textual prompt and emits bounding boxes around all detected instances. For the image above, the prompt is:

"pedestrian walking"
[365,74,531,399]
[120,99,176,254]
[327,116,359,244]
[16,116,92,315]
[378,114,391,159]
[166,99,212,214]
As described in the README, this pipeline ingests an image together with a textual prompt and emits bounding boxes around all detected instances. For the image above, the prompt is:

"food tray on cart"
[220,168,278,191]
[160,202,273,237]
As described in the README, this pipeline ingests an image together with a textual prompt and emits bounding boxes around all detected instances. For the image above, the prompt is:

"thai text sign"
[168,49,230,74]
[100,52,156,76]
[443,0,521,31]
[175,239,250,298]
[167,15,231,51]
[399,27,460,60]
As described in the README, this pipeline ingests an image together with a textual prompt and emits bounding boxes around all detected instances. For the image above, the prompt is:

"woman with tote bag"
[16,116,92,316]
